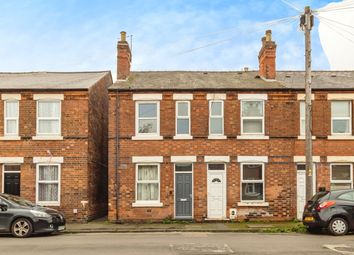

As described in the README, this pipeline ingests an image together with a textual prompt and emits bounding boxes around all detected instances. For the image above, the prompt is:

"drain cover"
[170,243,234,254]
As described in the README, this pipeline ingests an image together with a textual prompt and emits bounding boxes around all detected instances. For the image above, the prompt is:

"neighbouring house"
[0,71,112,222]
[108,30,354,222]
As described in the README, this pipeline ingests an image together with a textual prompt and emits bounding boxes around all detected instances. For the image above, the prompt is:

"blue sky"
[0,0,348,79]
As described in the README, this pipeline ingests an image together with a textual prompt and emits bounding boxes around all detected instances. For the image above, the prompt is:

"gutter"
[115,88,120,222]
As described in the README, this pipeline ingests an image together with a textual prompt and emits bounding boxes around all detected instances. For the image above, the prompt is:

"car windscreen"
[2,195,36,207]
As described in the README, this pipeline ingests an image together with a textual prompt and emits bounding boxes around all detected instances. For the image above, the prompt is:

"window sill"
[0,136,21,141]
[36,202,60,207]
[132,202,163,208]
[328,135,354,140]
[173,135,193,140]
[237,202,269,207]
[237,135,269,140]
[297,136,316,140]
[132,136,163,141]
[208,135,227,140]
[32,136,63,141]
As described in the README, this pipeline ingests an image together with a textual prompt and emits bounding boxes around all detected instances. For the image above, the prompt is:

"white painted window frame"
[2,164,21,193]
[240,163,265,203]
[135,101,160,138]
[36,100,62,137]
[135,163,161,205]
[331,101,352,136]
[241,100,265,135]
[209,100,224,136]
[175,101,191,136]
[330,163,353,189]
[299,101,305,136]
[4,100,19,137]
[36,163,61,206]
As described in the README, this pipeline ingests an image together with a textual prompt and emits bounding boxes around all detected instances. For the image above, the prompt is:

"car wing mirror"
[0,203,8,211]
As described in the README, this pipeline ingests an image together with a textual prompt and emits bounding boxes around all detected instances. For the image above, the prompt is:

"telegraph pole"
[301,6,314,201]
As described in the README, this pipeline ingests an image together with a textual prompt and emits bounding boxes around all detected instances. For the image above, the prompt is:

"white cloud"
[318,0,354,70]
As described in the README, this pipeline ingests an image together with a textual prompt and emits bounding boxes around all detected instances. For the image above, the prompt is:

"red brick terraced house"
[0,71,112,222]
[108,30,354,222]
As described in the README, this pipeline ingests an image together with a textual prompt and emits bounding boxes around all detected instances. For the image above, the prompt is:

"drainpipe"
[115,88,120,222]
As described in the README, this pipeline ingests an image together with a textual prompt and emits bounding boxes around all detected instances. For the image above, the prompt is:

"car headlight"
[30,210,51,218]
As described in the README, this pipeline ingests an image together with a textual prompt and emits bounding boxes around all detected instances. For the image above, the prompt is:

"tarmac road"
[1,232,354,255]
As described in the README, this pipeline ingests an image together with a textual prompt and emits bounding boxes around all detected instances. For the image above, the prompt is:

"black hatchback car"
[0,193,66,237]
[303,189,354,235]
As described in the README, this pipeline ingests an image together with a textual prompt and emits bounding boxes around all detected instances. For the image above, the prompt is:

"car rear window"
[310,191,329,202]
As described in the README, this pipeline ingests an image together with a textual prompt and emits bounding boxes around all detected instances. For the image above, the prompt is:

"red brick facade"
[108,90,354,222]
[0,73,112,222]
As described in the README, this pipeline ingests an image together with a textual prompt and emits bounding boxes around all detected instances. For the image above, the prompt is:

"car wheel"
[11,218,33,238]
[307,227,321,234]
[328,217,349,236]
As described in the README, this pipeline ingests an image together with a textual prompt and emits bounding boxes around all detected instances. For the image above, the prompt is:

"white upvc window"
[136,101,160,137]
[241,163,265,202]
[175,101,190,136]
[209,100,224,136]
[37,100,61,136]
[36,164,61,206]
[241,100,265,135]
[4,100,19,136]
[331,101,352,135]
[330,164,353,191]
[300,101,305,136]
[135,164,160,204]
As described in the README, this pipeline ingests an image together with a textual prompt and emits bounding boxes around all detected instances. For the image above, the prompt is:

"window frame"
[135,163,160,204]
[331,101,352,136]
[209,100,224,136]
[175,101,191,136]
[135,101,160,137]
[241,99,265,135]
[36,163,61,206]
[330,163,353,190]
[4,100,19,137]
[240,163,265,202]
[299,101,305,136]
[36,100,62,137]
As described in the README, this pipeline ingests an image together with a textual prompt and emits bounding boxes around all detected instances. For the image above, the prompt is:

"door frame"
[207,163,227,220]
[2,164,21,193]
[174,163,194,219]
[296,163,317,220]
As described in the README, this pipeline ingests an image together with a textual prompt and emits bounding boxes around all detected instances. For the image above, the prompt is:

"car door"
[0,198,13,232]
[336,191,354,229]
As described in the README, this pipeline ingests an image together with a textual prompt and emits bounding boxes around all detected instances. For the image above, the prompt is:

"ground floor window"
[241,163,264,202]
[136,164,160,202]
[36,164,60,205]
[330,164,353,190]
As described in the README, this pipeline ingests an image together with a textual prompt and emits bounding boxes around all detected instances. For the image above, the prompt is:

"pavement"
[65,219,306,234]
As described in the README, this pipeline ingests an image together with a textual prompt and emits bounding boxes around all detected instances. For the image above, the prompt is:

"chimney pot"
[265,30,272,42]
[120,31,127,42]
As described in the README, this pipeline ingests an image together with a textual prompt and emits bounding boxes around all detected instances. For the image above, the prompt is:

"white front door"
[296,164,316,220]
[207,164,226,219]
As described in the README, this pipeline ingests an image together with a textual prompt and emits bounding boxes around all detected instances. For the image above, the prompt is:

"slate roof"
[110,70,354,91]
[0,71,111,90]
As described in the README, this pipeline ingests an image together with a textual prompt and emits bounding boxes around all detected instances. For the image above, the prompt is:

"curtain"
[137,165,159,201]
[38,166,59,202]
[242,101,263,117]
[39,120,60,134]
[38,101,60,118]
[6,101,18,117]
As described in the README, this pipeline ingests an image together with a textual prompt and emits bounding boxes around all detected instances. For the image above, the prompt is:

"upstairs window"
[4,100,19,136]
[37,101,61,136]
[331,101,351,135]
[241,100,264,135]
[176,101,190,136]
[209,100,224,136]
[136,102,159,136]
[300,101,305,136]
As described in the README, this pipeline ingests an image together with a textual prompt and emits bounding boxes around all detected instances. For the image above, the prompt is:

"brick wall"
[108,90,354,222]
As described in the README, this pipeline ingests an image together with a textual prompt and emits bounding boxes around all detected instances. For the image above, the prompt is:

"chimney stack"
[117,31,131,80]
[258,30,277,80]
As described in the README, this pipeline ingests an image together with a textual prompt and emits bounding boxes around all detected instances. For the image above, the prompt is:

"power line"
[316,0,354,12]
[316,15,354,30]
[279,0,302,12]
[316,6,354,13]
[319,19,354,46]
